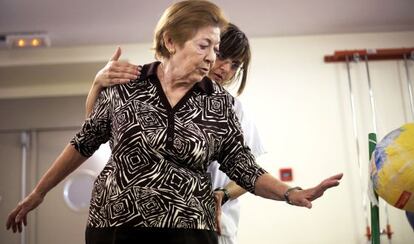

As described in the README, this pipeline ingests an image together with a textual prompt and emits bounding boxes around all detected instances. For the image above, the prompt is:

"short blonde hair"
[153,0,228,59]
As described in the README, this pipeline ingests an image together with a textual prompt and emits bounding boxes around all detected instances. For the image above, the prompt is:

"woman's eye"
[231,62,242,70]
[199,44,208,50]
[216,52,224,59]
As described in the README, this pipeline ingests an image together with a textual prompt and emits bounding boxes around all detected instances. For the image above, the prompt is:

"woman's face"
[170,26,220,83]
[209,55,242,85]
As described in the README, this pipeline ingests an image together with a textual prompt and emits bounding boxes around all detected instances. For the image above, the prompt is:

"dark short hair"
[219,23,251,96]
[153,0,228,60]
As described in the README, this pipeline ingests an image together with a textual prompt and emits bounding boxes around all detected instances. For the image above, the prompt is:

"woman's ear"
[163,32,176,56]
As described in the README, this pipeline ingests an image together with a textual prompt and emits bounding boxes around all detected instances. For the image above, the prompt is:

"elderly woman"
[6,1,342,243]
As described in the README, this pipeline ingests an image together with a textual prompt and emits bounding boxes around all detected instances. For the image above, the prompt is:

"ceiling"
[1,0,414,48]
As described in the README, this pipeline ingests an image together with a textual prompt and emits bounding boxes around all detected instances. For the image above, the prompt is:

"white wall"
[236,31,414,244]
[0,44,155,99]
[0,31,413,244]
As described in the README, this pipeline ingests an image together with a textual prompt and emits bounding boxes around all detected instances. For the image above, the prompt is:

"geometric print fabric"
[70,62,266,231]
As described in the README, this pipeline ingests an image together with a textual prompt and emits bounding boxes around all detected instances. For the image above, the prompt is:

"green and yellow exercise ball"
[370,123,414,211]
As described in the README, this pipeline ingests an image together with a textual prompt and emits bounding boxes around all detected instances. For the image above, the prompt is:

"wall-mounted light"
[0,32,51,49]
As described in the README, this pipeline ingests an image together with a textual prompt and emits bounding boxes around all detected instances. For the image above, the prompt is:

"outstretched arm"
[6,144,88,233]
[85,47,141,117]
[214,173,342,211]
[254,173,343,208]
[213,172,342,234]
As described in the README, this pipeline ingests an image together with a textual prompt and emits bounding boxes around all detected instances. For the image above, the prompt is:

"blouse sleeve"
[216,97,267,194]
[70,88,112,157]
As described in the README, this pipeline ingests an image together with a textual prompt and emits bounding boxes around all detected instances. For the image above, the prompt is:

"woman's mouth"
[199,67,209,74]
[212,73,223,82]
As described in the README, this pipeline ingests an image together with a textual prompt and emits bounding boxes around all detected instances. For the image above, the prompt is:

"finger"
[322,181,340,189]
[115,62,140,71]
[216,209,222,235]
[217,221,222,235]
[16,204,31,224]
[23,215,27,226]
[301,199,312,209]
[120,64,141,75]
[6,215,13,229]
[213,192,223,235]
[17,221,22,233]
[106,77,135,87]
[136,65,142,75]
[110,79,132,85]
[110,46,122,61]
[13,210,22,232]
[327,173,343,181]
[16,214,23,224]
[108,71,138,80]
[320,174,343,189]
[15,208,28,232]
[107,66,139,79]
[6,207,20,229]
[322,179,341,189]
[110,61,138,70]
[323,174,343,187]
[15,207,26,223]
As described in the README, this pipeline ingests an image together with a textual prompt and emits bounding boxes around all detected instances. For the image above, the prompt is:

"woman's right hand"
[93,46,142,89]
[6,190,45,233]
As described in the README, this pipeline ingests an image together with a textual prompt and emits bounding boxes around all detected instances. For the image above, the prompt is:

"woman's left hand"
[287,173,343,208]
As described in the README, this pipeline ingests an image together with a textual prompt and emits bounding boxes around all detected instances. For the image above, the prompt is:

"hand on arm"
[254,173,343,208]
[225,181,247,200]
[6,144,88,233]
[213,190,223,235]
[213,181,247,235]
[85,47,141,117]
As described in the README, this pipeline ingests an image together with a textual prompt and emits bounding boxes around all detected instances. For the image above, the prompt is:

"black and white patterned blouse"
[71,61,266,232]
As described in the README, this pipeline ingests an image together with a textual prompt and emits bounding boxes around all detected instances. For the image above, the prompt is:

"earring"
[169,49,176,55]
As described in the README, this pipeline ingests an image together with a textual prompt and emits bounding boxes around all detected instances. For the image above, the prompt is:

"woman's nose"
[205,48,216,64]
[221,61,232,72]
